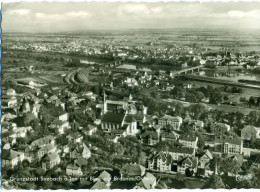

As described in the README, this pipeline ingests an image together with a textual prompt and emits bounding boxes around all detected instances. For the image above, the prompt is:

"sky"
[2,1,260,33]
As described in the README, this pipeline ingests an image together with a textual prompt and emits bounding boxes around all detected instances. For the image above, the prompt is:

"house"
[66,164,83,176]
[134,173,157,189]
[96,171,111,186]
[19,98,30,113]
[120,163,145,179]
[107,135,120,143]
[74,156,88,168]
[141,130,159,145]
[158,115,182,131]
[177,156,198,175]
[2,149,25,168]
[9,126,33,138]
[58,112,68,121]
[50,119,69,134]
[66,132,83,144]
[90,180,109,190]
[30,135,56,149]
[214,136,243,155]
[6,89,16,96]
[241,125,260,140]
[69,143,91,159]
[165,147,196,161]
[124,77,138,87]
[197,150,214,177]
[212,123,230,135]
[42,153,61,170]
[147,151,173,172]
[84,125,97,136]
[178,135,198,149]
[3,143,11,150]
[189,120,204,132]
[161,130,178,143]
[2,96,17,108]
[32,103,41,118]
[38,144,56,159]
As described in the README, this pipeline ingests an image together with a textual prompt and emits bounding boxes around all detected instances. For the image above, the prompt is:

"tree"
[249,96,255,106]
[209,156,222,174]
[188,104,208,119]
[202,175,225,189]
[219,158,241,176]
[196,133,205,149]
[175,172,186,182]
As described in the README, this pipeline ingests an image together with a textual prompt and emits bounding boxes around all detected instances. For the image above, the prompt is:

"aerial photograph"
[1,1,260,190]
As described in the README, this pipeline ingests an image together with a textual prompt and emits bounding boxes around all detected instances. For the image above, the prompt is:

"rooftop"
[101,112,125,124]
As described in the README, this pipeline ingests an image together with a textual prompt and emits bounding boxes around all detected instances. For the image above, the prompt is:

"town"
[1,29,260,190]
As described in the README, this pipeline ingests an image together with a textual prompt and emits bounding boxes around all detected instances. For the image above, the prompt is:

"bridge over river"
[171,65,204,76]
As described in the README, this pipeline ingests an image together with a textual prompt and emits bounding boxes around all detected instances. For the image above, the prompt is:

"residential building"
[38,144,56,159]
[58,112,69,121]
[214,136,243,155]
[166,147,196,161]
[189,120,204,131]
[160,130,178,143]
[42,153,61,170]
[120,163,145,179]
[212,123,230,135]
[141,130,159,145]
[158,115,182,130]
[134,173,157,189]
[84,125,97,136]
[179,135,198,149]
[197,150,214,177]
[2,149,25,168]
[66,132,83,144]
[177,156,198,175]
[50,120,69,134]
[90,180,109,190]
[147,151,173,172]
[241,125,260,140]
[66,164,83,176]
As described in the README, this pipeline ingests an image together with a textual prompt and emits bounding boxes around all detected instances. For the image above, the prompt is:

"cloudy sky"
[2,1,260,32]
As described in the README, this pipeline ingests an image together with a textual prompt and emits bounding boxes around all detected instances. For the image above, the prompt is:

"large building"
[158,115,182,131]
[101,112,138,137]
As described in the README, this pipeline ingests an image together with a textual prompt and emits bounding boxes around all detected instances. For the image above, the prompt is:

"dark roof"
[178,157,197,168]
[101,112,124,124]
[179,134,197,141]
[2,149,16,160]
[68,132,83,139]
[120,163,145,176]
[74,156,88,167]
[215,136,242,145]
[132,114,144,121]
[51,119,67,125]
[124,115,136,123]
[167,147,194,154]
[161,131,177,140]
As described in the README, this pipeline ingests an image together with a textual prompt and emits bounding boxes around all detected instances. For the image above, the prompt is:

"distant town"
[1,29,260,189]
